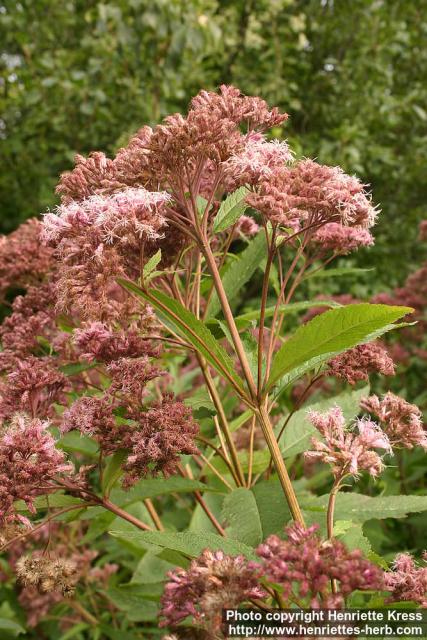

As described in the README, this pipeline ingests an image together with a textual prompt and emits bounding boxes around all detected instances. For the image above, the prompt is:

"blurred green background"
[1,0,426,286]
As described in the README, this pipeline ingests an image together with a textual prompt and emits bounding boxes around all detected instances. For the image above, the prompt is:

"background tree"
[1,0,426,284]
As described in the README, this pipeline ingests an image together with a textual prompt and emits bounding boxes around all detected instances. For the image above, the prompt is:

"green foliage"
[221,488,263,546]
[110,477,218,505]
[0,619,26,637]
[267,303,413,392]
[120,280,245,392]
[1,1,425,283]
[213,186,249,233]
[304,493,427,525]
[109,529,257,559]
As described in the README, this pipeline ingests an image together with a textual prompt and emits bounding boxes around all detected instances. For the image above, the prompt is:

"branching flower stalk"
[196,232,306,522]
[3,86,425,634]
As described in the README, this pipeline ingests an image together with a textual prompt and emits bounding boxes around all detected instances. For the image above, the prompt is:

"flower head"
[42,186,170,320]
[0,356,67,421]
[16,554,78,597]
[257,523,383,607]
[0,414,71,520]
[327,343,395,385]
[311,222,374,254]
[107,356,163,398]
[44,187,169,246]
[305,406,391,479]
[122,397,199,486]
[74,320,159,362]
[0,282,57,365]
[191,85,288,130]
[225,132,293,186]
[56,152,116,203]
[384,552,427,607]
[248,158,378,230]
[232,215,260,239]
[160,549,265,630]
[361,392,427,450]
[61,396,123,454]
[0,219,53,297]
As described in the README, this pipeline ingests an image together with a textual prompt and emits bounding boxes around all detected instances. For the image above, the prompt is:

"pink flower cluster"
[74,320,159,362]
[224,132,293,186]
[43,187,169,245]
[361,392,427,450]
[0,282,58,366]
[161,524,384,631]
[0,356,67,422]
[327,342,395,385]
[247,158,378,231]
[311,222,374,255]
[121,397,199,486]
[257,523,383,607]
[0,414,72,522]
[160,549,265,630]
[49,85,378,297]
[59,305,198,488]
[305,406,391,479]
[384,552,427,607]
[62,390,199,487]
[42,187,170,319]
[0,219,53,297]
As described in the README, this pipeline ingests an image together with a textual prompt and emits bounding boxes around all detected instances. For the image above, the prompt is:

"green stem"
[327,478,342,595]
[197,354,246,486]
[200,238,305,525]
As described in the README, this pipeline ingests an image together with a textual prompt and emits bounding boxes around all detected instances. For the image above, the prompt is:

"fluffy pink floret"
[74,321,159,362]
[248,158,378,230]
[312,222,374,254]
[0,414,72,521]
[225,132,293,186]
[305,406,391,478]
[361,392,427,450]
[384,552,427,607]
[232,215,260,239]
[0,357,67,422]
[327,343,395,385]
[160,549,265,630]
[43,187,170,245]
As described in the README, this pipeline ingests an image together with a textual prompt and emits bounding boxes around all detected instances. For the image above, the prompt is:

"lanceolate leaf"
[142,249,162,280]
[110,477,219,506]
[303,493,427,524]
[102,449,127,495]
[266,303,413,393]
[118,280,245,393]
[213,185,249,233]
[109,529,257,560]
[60,361,98,376]
[233,300,341,330]
[304,266,374,280]
[0,619,26,636]
[206,231,267,318]
[221,488,263,546]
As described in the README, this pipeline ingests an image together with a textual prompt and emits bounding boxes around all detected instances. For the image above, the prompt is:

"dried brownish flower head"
[16,554,78,597]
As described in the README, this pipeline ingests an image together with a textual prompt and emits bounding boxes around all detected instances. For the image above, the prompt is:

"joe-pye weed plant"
[0,86,426,638]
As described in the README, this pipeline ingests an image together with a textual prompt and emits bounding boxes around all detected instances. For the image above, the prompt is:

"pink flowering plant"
[0,86,426,638]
